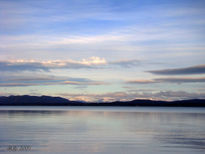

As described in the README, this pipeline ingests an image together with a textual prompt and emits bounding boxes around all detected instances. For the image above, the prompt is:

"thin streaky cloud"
[0,81,107,87]
[110,59,140,68]
[0,58,105,72]
[127,79,155,84]
[64,81,107,86]
[127,77,205,84]
[155,77,205,83]
[0,74,107,87]
[148,65,205,75]
[0,58,141,72]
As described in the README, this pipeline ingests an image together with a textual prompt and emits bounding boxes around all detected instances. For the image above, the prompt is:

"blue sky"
[0,0,205,101]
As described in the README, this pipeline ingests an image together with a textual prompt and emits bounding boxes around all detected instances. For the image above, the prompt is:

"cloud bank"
[59,90,205,102]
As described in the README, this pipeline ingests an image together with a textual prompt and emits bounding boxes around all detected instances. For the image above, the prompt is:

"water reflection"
[0,107,205,154]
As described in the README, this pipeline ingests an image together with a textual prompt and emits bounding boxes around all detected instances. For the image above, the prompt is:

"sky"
[0,0,205,102]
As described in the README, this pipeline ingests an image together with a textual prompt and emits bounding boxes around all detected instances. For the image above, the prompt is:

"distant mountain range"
[0,95,205,107]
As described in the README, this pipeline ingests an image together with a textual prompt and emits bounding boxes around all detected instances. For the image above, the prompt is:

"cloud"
[155,77,205,83]
[0,92,13,96]
[0,74,106,87]
[64,81,106,86]
[0,83,38,87]
[0,57,106,72]
[0,60,49,72]
[81,57,106,65]
[59,90,205,102]
[148,64,205,75]
[127,79,155,84]
[110,59,140,68]
[0,74,58,82]
[0,57,141,72]
[127,77,205,84]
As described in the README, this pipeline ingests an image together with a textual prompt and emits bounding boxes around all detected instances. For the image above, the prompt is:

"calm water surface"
[0,106,205,154]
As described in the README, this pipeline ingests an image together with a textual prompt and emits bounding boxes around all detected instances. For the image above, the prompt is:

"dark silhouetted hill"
[0,95,205,107]
[0,95,78,106]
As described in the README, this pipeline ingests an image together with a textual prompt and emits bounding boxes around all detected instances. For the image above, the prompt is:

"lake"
[0,106,205,154]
